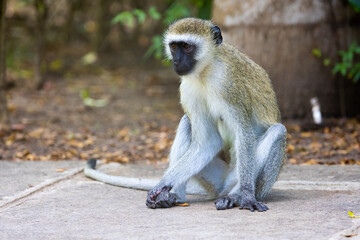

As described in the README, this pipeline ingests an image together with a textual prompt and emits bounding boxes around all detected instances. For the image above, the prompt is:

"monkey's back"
[217,43,281,125]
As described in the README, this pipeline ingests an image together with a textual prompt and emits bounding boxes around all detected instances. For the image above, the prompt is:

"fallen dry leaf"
[340,159,357,165]
[309,142,322,152]
[289,158,297,164]
[15,149,30,159]
[56,168,66,172]
[301,159,319,165]
[286,144,295,154]
[300,132,312,138]
[28,128,45,139]
[176,203,189,207]
[348,211,360,218]
[68,140,84,148]
[323,127,330,134]
[341,234,358,238]
[5,133,16,146]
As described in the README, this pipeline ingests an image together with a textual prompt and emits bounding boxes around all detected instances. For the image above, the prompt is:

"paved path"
[0,161,359,240]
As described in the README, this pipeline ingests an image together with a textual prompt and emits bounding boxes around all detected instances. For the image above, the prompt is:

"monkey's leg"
[255,123,287,201]
[215,124,286,211]
[194,156,228,199]
[215,124,265,211]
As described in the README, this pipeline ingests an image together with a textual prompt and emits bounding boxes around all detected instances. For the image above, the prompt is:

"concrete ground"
[0,160,359,240]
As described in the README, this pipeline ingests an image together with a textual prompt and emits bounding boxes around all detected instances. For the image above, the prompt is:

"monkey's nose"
[173,59,179,65]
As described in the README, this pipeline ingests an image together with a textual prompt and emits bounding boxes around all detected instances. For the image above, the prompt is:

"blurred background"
[0,0,359,165]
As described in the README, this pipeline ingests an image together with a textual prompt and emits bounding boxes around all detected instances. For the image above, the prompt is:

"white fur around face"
[163,33,211,61]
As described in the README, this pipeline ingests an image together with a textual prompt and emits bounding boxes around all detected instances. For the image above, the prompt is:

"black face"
[169,41,197,76]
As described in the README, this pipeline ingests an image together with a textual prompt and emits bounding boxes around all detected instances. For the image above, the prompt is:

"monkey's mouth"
[173,63,196,76]
[174,68,191,76]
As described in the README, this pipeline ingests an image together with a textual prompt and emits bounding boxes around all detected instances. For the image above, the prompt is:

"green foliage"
[111,11,136,27]
[163,2,192,25]
[112,0,212,60]
[190,0,212,19]
[49,59,63,71]
[312,48,322,58]
[80,89,90,99]
[35,0,46,15]
[80,89,108,108]
[312,1,360,83]
[148,6,161,20]
[81,52,97,65]
[332,42,360,83]
[15,0,34,8]
[349,0,360,12]
[323,58,331,66]
[112,8,161,27]
[133,9,146,24]
[144,36,163,60]
[313,42,360,83]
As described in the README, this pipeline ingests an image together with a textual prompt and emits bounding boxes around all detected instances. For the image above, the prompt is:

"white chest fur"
[179,68,235,148]
[180,74,223,121]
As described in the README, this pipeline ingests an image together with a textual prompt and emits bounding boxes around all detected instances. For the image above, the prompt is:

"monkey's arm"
[164,112,223,185]
[84,159,207,195]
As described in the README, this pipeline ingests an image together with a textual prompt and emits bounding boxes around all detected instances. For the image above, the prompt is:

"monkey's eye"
[183,43,193,52]
[170,43,177,52]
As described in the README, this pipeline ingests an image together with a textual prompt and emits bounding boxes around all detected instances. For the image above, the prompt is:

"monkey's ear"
[211,25,222,45]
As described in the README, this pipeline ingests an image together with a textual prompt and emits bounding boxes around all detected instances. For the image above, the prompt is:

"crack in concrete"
[274,180,360,191]
[0,167,84,212]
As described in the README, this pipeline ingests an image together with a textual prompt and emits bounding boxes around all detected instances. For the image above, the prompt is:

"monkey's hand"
[215,194,268,212]
[146,185,177,209]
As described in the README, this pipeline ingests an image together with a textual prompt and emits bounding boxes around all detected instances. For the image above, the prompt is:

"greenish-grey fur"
[168,18,213,36]
[218,43,280,126]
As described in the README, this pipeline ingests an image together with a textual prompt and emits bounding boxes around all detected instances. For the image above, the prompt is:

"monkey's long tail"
[84,158,157,191]
[84,159,207,195]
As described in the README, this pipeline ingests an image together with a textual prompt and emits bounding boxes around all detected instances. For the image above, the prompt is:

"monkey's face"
[169,41,197,76]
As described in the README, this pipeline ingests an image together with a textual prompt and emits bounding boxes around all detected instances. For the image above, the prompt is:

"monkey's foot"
[239,197,269,212]
[215,195,269,212]
[214,195,240,210]
[146,185,177,209]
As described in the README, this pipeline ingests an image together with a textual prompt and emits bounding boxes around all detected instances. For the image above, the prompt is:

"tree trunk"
[63,0,81,42]
[34,0,47,90]
[0,0,10,132]
[212,0,360,119]
[94,0,111,53]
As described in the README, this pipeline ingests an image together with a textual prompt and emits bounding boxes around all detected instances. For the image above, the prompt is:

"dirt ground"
[0,60,359,165]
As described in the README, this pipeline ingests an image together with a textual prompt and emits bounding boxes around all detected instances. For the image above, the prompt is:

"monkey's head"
[164,18,223,76]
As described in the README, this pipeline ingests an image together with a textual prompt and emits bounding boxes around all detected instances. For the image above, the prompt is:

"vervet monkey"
[85,18,286,212]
